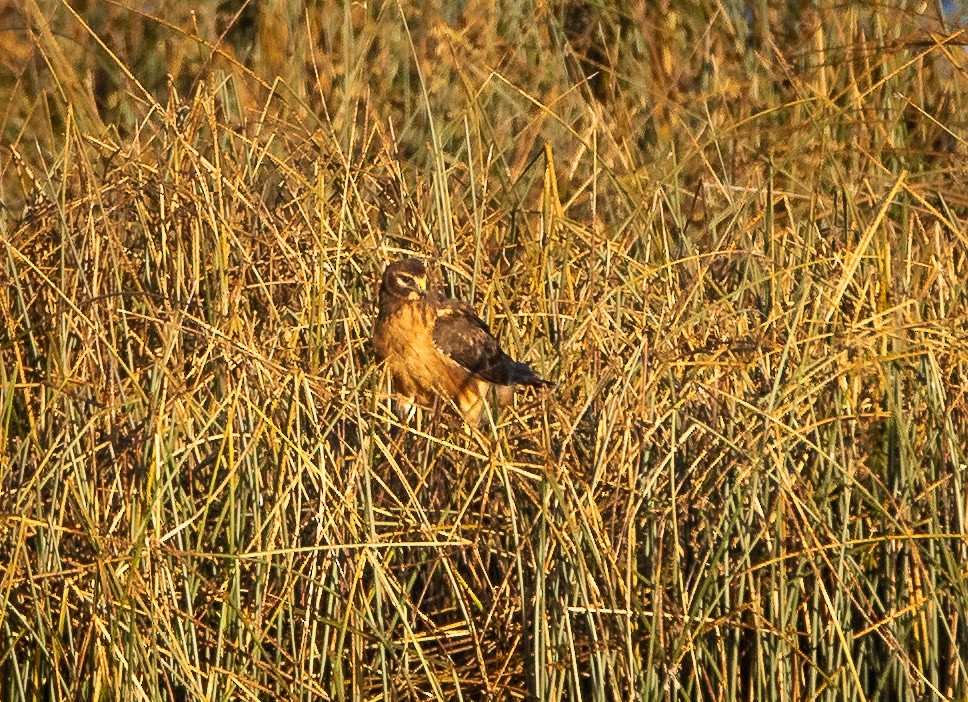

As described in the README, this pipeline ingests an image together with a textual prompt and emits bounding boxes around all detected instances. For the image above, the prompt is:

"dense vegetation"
[2,1,967,699]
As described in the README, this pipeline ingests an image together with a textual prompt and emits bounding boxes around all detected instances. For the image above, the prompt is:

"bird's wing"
[431,300,514,385]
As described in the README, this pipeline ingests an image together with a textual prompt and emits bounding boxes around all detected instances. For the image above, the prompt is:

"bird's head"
[380,258,429,301]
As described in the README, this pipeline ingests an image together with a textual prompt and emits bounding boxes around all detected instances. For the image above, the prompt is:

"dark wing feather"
[432,300,515,384]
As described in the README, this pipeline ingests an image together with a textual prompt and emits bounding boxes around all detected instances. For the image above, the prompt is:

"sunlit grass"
[2,1,967,700]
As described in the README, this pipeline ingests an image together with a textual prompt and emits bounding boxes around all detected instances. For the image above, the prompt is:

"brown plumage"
[372,258,549,425]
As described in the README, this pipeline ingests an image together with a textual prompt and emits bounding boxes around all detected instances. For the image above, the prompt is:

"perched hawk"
[372,258,549,425]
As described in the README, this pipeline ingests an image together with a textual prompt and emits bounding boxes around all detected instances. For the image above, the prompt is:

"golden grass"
[2,1,968,700]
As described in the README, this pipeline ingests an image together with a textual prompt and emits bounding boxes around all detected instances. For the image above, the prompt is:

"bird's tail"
[507,361,552,387]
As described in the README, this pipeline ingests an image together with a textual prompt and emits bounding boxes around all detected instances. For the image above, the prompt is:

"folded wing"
[432,300,548,387]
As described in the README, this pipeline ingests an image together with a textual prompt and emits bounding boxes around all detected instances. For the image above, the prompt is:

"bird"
[371,257,550,425]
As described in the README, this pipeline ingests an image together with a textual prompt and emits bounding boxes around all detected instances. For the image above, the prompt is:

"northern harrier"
[372,258,549,425]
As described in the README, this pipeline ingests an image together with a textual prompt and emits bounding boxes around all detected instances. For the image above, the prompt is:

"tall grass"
[2,1,967,699]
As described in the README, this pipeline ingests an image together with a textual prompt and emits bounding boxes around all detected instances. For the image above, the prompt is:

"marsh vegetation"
[2,1,968,699]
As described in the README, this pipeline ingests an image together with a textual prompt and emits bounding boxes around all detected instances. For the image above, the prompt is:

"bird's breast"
[373,299,470,403]
[375,301,433,350]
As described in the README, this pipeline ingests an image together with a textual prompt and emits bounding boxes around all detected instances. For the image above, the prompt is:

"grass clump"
[2,1,968,700]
